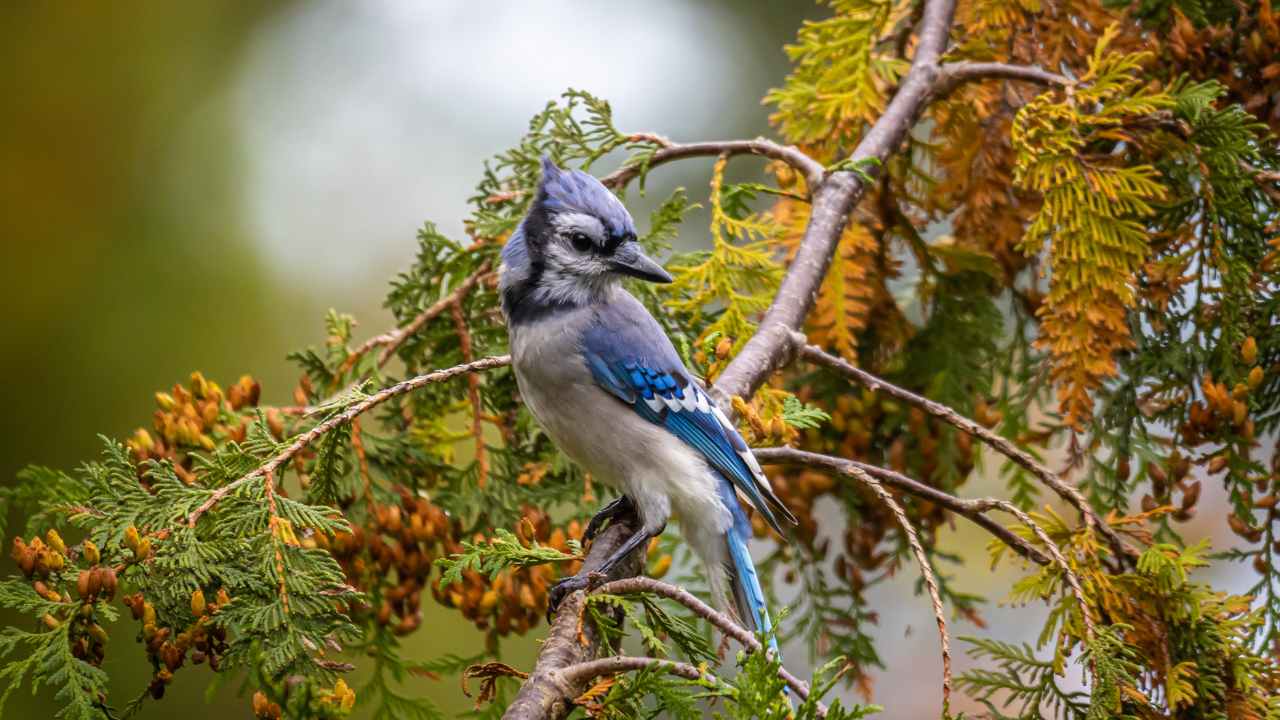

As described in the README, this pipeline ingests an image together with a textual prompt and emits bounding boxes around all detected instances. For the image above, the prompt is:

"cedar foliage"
[3,1,1280,718]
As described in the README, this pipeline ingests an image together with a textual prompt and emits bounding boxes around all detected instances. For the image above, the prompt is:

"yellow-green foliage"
[990,509,1279,718]
[765,0,912,160]
[1012,26,1175,428]
[667,155,783,362]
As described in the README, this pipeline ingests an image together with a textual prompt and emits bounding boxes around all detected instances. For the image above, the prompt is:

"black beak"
[609,242,673,284]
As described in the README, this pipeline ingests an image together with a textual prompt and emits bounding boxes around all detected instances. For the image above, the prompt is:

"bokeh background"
[1,2,1258,718]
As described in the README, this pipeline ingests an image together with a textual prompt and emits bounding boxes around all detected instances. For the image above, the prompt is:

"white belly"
[509,314,731,536]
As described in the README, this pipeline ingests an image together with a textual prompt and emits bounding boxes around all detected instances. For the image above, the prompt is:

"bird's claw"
[545,572,604,623]
[582,516,607,544]
[583,496,634,544]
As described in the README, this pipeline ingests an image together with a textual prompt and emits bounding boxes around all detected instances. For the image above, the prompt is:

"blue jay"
[499,157,797,649]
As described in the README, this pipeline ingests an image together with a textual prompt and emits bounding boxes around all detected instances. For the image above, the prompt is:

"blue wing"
[581,296,797,534]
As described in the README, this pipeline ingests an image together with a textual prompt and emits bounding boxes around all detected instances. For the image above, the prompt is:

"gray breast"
[508,308,654,488]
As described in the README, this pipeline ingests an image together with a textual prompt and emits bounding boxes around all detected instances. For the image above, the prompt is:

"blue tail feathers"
[719,480,780,656]
[726,526,779,656]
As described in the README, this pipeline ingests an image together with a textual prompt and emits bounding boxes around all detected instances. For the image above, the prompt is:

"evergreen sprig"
[436,529,581,586]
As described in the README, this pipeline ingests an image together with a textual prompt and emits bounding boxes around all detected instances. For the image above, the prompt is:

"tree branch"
[600,137,826,192]
[839,462,951,709]
[341,262,493,373]
[449,299,489,488]
[753,447,1051,566]
[558,655,713,686]
[186,355,511,527]
[594,577,822,710]
[756,447,1097,643]
[503,513,648,720]
[934,60,1071,96]
[712,0,958,407]
[789,335,1137,565]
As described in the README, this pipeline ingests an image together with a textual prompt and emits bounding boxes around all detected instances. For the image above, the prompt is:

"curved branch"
[341,262,493,372]
[756,447,1097,642]
[934,60,1071,96]
[187,355,512,526]
[507,547,828,718]
[987,499,1097,642]
[790,335,1137,564]
[594,577,822,709]
[600,137,826,192]
[712,0,958,406]
[838,463,951,708]
[753,447,1051,566]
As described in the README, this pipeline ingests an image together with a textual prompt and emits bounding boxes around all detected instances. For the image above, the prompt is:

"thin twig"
[1242,160,1280,203]
[753,447,1050,566]
[558,656,712,686]
[186,355,511,527]
[836,465,951,709]
[790,334,1137,565]
[350,418,375,507]
[593,577,822,711]
[450,299,488,488]
[600,137,826,192]
[264,470,290,615]
[758,447,1096,643]
[988,500,1097,642]
[624,132,674,149]
[340,262,492,374]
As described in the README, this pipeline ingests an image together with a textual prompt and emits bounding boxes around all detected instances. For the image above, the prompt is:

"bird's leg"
[582,495,634,543]
[546,523,662,621]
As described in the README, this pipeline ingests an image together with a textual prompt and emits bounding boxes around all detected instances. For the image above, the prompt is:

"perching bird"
[499,157,797,648]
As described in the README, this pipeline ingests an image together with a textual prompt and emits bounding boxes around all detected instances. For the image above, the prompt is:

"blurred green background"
[1,2,1254,718]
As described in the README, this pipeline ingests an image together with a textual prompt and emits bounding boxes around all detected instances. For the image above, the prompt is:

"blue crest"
[536,156,636,240]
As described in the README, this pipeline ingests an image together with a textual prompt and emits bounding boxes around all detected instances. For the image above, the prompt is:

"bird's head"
[500,157,671,321]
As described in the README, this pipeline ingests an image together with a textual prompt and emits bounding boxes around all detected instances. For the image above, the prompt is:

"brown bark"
[502,513,646,720]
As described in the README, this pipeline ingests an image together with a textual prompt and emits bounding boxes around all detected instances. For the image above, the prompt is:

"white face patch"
[552,212,607,246]
[532,241,616,307]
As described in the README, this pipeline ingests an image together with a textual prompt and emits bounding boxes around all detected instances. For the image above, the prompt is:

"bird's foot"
[583,496,634,544]
[545,571,605,623]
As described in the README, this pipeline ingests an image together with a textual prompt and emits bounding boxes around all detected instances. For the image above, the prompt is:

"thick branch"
[503,514,647,720]
[934,60,1071,96]
[595,577,822,710]
[753,447,1050,566]
[712,0,958,406]
[791,336,1137,564]
[600,137,826,192]
[187,355,511,526]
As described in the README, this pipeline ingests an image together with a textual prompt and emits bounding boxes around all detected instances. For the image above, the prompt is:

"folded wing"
[581,305,797,534]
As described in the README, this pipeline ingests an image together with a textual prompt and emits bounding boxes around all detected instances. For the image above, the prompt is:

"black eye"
[569,232,594,253]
